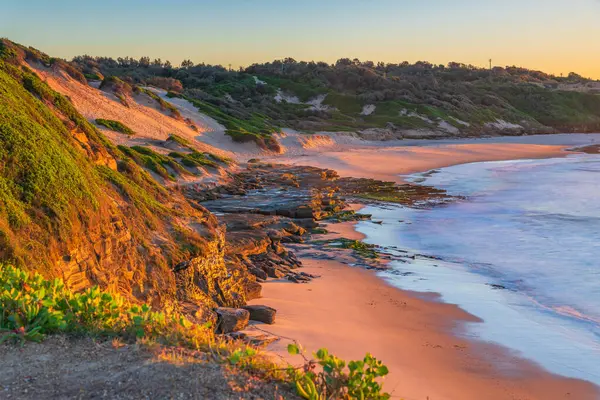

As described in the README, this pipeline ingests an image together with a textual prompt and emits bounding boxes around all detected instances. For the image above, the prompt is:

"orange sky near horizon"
[2,0,599,79]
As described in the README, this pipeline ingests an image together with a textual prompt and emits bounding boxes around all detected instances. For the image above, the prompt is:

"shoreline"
[250,256,599,400]
[249,147,600,399]
[268,141,577,183]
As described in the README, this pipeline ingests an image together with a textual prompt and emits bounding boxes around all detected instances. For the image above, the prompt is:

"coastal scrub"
[95,118,135,135]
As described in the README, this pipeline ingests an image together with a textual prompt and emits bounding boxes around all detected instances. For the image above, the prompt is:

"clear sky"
[2,0,599,78]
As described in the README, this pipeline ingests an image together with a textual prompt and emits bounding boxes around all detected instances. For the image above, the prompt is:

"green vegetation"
[259,75,324,102]
[97,164,168,223]
[95,118,135,135]
[169,151,218,169]
[327,210,372,222]
[1,264,392,399]
[118,145,189,181]
[184,96,279,142]
[314,238,379,260]
[491,83,600,129]
[166,133,190,147]
[134,86,182,119]
[323,93,363,115]
[69,51,600,135]
[0,62,100,230]
[0,264,204,344]
[166,134,232,165]
[334,239,379,259]
[287,344,390,400]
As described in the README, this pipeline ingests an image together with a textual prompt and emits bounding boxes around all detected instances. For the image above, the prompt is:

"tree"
[181,59,194,68]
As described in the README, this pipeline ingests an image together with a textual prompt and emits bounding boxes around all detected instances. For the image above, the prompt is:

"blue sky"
[2,0,599,77]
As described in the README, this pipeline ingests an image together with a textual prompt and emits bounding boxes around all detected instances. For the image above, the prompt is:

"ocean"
[356,154,600,385]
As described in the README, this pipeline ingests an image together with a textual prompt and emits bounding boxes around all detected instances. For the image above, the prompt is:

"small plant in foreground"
[0,264,206,345]
[287,343,390,400]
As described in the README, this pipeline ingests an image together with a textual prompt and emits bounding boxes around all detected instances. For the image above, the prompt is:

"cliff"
[0,39,253,317]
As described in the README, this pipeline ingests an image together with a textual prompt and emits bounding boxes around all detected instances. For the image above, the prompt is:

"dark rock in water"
[242,305,276,324]
[215,307,250,333]
[294,206,315,219]
[295,219,318,229]
[487,283,507,290]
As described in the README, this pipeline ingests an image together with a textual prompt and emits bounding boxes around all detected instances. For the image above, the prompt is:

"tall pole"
[489,59,492,70]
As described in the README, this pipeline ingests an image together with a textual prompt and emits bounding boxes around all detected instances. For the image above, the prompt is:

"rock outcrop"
[242,305,276,325]
[215,307,250,333]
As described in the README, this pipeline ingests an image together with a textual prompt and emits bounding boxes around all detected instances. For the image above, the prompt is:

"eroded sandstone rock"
[242,305,276,325]
[215,307,250,333]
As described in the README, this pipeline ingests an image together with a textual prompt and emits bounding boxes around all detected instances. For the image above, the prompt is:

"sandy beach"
[249,257,599,400]
[248,143,600,400]
[269,142,571,183]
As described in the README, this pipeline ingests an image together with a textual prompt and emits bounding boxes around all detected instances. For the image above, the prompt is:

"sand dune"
[32,64,234,158]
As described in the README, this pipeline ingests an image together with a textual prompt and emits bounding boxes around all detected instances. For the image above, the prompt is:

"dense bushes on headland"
[69,52,600,135]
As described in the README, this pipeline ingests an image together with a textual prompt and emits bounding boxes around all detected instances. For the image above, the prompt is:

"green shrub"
[287,344,390,400]
[0,264,290,384]
[95,118,135,135]
[169,151,218,169]
[135,87,182,119]
[0,264,206,344]
[118,145,190,181]
[166,133,191,147]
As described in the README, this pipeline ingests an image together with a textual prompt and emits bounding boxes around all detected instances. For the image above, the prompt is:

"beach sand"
[249,258,599,400]
[270,142,570,183]
[247,143,600,400]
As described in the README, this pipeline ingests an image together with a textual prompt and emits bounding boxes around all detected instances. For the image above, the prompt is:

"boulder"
[294,206,314,219]
[215,307,250,333]
[262,264,286,279]
[245,280,263,301]
[242,305,276,325]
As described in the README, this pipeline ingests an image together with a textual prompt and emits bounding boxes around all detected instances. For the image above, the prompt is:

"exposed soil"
[0,336,297,400]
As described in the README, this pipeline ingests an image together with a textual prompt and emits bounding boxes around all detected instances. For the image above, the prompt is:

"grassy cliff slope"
[0,39,251,313]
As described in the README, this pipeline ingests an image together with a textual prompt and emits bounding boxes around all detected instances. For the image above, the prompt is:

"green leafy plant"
[287,344,390,400]
[0,264,199,344]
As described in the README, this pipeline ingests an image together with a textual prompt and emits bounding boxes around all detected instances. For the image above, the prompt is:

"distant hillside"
[69,54,600,141]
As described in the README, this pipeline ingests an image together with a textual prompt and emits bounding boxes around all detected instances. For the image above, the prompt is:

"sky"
[2,0,599,78]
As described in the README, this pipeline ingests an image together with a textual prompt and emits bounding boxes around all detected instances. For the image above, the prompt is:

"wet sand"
[248,144,600,400]
[249,258,599,400]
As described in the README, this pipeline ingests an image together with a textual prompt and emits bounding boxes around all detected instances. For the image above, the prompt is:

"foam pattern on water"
[357,154,600,384]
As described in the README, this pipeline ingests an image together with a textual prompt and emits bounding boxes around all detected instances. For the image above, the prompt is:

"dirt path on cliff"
[0,336,295,400]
